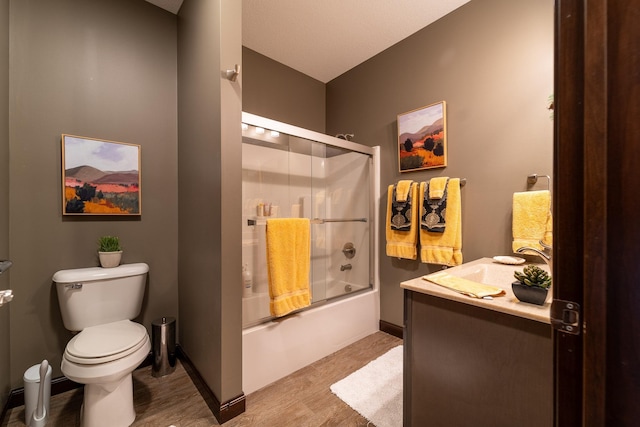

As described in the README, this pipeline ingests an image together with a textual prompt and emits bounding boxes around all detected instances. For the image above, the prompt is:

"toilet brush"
[29,360,48,427]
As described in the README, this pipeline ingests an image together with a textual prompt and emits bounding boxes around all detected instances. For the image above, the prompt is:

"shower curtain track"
[247,217,367,226]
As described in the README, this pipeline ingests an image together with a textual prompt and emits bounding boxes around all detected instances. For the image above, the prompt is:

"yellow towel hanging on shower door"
[266,218,311,317]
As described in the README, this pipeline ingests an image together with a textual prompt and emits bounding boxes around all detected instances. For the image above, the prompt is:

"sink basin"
[444,257,549,290]
[401,257,552,324]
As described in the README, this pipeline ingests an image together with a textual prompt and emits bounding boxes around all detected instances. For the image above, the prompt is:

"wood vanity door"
[403,290,552,427]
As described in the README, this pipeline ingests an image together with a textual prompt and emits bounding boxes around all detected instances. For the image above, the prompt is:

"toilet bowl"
[61,321,150,427]
[53,263,150,427]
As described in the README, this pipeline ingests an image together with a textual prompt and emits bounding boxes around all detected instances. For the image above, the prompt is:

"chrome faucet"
[516,241,552,273]
[340,264,352,271]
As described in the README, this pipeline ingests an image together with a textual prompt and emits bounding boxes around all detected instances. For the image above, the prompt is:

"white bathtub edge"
[242,287,380,395]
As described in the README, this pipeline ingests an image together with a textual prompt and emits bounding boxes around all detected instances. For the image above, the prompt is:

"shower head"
[335,133,355,141]
[0,260,12,274]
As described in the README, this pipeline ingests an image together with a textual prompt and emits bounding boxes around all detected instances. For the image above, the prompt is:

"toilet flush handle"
[65,283,83,290]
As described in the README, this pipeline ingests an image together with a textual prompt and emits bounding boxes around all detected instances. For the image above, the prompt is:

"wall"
[243,47,326,133]
[177,0,243,406]
[8,0,178,387]
[0,0,10,409]
[326,0,554,326]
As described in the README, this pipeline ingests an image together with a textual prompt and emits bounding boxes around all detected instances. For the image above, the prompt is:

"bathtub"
[242,279,371,327]
[242,286,379,395]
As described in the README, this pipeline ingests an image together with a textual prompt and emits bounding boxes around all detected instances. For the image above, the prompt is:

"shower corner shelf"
[247,217,262,226]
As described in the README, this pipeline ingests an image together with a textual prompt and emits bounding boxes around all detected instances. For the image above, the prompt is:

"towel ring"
[527,174,550,191]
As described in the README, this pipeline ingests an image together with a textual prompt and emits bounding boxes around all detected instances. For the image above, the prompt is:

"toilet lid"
[65,320,148,364]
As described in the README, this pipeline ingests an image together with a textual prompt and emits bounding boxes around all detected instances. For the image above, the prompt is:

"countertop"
[400,257,551,324]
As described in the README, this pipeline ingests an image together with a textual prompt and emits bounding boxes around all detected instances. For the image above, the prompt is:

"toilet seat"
[64,320,148,365]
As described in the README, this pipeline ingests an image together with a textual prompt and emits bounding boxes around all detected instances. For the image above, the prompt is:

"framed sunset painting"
[62,134,141,215]
[397,101,447,172]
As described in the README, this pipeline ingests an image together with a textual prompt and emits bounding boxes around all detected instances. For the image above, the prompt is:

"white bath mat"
[330,345,403,427]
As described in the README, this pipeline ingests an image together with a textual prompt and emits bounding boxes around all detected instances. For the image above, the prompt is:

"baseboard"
[2,351,155,413]
[0,348,245,425]
[379,319,404,339]
[3,372,82,413]
[177,346,246,423]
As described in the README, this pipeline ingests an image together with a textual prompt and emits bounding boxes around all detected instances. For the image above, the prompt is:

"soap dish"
[492,256,526,265]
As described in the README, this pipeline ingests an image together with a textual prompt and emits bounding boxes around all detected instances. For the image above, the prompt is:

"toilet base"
[82,373,135,427]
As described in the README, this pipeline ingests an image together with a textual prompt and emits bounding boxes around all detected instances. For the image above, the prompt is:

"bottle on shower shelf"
[242,264,253,298]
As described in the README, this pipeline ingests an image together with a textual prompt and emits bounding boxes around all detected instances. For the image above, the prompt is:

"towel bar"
[247,217,367,226]
[312,218,367,224]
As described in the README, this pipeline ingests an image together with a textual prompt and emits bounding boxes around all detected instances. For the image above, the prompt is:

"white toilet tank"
[53,263,149,332]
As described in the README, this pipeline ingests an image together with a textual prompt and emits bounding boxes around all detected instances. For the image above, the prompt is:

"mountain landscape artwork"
[62,135,141,215]
[397,101,447,172]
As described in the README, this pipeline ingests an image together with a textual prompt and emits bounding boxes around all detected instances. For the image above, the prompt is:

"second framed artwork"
[397,101,447,172]
[61,134,141,215]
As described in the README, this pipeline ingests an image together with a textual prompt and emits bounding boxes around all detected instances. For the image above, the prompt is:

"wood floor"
[2,331,402,427]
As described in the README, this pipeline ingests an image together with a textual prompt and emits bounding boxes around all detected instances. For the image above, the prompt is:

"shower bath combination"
[240,112,381,394]
[241,113,377,328]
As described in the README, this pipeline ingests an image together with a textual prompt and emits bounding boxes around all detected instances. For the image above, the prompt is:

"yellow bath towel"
[386,182,418,259]
[512,190,553,252]
[423,271,505,299]
[266,218,311,317]
[420,178,463,266]
[395,179,413,202]
[429,176,449,199]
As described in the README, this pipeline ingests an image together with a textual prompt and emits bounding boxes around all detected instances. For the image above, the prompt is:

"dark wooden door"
[554,0,640,425]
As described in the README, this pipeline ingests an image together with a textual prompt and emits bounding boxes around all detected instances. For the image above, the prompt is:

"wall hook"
[224,64,240,82]
[0,259,12,274]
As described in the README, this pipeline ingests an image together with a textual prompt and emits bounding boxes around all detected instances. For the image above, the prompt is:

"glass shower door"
[241,119,372,328]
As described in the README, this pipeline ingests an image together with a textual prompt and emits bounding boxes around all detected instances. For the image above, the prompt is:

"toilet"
[52,263,150,427]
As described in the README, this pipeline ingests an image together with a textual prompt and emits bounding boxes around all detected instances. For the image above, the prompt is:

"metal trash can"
[152,316,176,377]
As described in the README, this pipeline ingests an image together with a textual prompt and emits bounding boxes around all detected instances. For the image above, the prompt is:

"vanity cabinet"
[402,265,552,427]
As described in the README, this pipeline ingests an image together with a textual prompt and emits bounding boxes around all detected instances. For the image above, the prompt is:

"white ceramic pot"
[98,251,123,268]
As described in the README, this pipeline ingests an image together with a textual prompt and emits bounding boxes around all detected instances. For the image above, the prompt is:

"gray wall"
[178,0,243,403]
[326,0,554,326]
[1,0,10,408]
[8,0,178,387]
[243,47,326,133]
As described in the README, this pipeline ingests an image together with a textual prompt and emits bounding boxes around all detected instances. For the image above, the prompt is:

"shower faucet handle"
[342,242,356,259]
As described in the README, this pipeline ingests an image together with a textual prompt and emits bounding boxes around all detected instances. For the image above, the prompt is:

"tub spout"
[340,264,352,271]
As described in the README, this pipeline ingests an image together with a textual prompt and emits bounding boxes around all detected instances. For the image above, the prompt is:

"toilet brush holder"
[23,360,51,426]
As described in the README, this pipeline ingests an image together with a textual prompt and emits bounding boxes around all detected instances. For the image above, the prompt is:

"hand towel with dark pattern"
[421,178,449,233]
[390,181,414,231]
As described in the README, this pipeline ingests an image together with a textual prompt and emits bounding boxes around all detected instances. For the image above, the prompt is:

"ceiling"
[145,0,471,83]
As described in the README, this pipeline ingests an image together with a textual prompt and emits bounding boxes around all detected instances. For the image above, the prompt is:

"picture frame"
[61,134,141,215]
[397,101,447,172]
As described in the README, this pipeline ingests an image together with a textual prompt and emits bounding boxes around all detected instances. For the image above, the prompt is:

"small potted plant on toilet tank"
[97,235,122,268]
[512,265,551,305]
